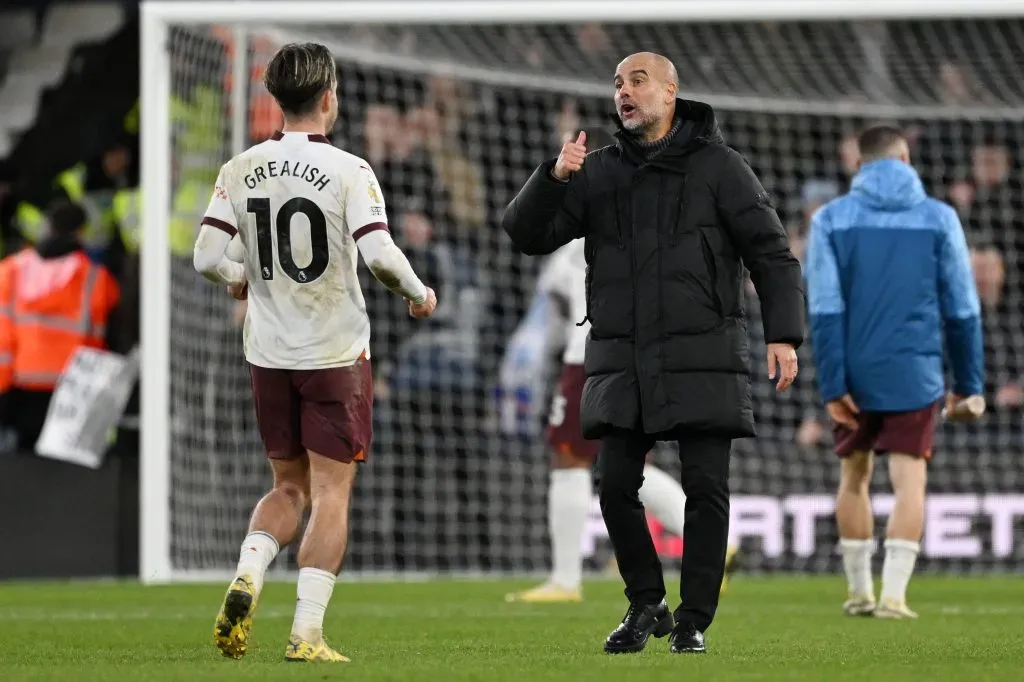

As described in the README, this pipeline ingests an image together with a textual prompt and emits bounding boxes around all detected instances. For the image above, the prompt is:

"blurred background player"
[192,42,437,663]
[504,238,738,603]
[805,125,984,620]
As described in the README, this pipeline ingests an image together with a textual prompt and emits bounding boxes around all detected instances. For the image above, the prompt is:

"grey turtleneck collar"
[631,115,691,161]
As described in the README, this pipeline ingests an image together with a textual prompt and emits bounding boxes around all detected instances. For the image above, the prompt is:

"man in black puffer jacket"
[502,52,805,655]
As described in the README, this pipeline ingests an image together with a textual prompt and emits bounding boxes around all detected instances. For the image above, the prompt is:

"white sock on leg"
[839,538,875,598]
[291,567,337,643]
[881,539,920,604]
[548,468,592,590]
[235,531,280,595]
[638,464,687,538]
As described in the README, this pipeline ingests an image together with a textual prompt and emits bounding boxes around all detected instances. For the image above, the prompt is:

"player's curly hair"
[264,42,337,117]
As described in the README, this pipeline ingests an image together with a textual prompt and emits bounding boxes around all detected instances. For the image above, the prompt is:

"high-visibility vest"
[112,184,200,258]
[13,164,117,249]
[0,249,120,392]
[111,187,141,254]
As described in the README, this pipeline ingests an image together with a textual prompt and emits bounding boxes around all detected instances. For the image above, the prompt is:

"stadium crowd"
[1,13,1021,570]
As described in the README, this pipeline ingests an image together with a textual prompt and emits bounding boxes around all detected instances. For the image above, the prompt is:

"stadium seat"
[0,10,37,51]
[42,2,124,48]
[7,45,71,89]
[0,73,46,132]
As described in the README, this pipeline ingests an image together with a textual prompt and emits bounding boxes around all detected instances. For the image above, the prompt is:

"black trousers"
[598,427,731,632]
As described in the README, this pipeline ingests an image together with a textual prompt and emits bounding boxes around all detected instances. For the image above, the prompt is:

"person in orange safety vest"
[0,201,120,451]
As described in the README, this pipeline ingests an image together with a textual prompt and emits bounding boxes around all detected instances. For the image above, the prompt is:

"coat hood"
[850,159,927,211]
[613,99,725,165]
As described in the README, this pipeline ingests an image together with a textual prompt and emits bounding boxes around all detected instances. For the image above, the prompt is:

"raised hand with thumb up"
[552,131,587,181]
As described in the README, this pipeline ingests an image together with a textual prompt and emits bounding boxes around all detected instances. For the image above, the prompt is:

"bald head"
[613,52,679,141]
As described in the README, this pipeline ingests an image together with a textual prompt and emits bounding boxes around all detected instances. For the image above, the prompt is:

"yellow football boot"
[843,594,877,616]
[874,598,918,619]
[284,635,350,662]
[505,582,583,603]
[213,575,257,659]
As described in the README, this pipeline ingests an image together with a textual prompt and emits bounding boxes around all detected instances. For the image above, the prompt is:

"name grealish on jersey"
[243,159,331,192]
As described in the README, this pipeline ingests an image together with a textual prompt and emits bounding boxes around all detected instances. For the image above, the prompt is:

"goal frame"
[138,0,1024,584]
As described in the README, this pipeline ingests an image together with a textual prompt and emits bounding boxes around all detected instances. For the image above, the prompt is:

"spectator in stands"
[414,78,487,233]
[13,135,136,265]
[0,201,120,451]
[962,141,1021,254]
[971,247,1024,411]
[937,60,994,106]
[363,103,401,169]
[837,132,860,189]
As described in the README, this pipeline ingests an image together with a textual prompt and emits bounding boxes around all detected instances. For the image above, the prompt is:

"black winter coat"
[502,100,805,439]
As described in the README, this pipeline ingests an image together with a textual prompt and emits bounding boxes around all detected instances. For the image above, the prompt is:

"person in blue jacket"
[805,125,984,620]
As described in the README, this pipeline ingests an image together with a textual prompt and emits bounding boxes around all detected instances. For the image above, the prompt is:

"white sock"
[291,567,337,643]
[548,468,592,590]
[638,464,687,538]
[235,531,280,596]
[839,538,875,598]
[881,538,920,604]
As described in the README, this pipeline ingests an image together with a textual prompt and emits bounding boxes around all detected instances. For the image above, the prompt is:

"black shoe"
[668,621,706,654]
[603,600,673,654]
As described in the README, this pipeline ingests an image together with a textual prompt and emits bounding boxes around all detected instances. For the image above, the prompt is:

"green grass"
[1,576,1022,681]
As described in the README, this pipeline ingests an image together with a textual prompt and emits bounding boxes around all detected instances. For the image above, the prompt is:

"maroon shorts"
[248,357,373,463]
[832,402,940,460]
[545,364,599,461]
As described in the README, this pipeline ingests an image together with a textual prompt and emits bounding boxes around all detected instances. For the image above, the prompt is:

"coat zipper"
[699,230,724,317]
[632,170,644,423]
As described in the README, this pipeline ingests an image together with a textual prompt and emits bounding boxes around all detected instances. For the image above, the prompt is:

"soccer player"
[806,125,984,619]
[192,43,437,663]
[505,239,738,603]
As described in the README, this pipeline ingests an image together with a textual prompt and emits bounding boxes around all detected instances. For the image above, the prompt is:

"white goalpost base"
[141,0,1024,584]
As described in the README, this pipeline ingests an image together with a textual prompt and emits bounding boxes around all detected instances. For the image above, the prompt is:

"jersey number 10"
[247,197,329,284]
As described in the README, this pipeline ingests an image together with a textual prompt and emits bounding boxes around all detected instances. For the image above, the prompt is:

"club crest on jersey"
[215,186,228,200]
[367,180,382,204]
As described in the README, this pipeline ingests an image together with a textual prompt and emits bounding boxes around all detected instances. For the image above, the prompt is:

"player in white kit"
[192,43,436,663]
[506,240,738,603]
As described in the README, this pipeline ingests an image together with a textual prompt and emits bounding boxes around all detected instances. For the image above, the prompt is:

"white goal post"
[140,0,1024,584]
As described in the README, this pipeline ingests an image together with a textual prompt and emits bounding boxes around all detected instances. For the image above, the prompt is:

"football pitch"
[1,576,1021,681]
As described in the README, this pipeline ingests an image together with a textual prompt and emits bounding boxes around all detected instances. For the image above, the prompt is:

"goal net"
[143,3,1024,582]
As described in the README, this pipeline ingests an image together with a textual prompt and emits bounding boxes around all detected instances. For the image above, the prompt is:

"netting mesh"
[165,18,1024,577]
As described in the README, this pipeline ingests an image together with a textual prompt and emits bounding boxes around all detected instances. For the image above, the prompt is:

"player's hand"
[408,287,437,318]
[766,342,798,391]
[826,394,860,430]
[552,131,587,181]
[227,281,248,301]
[944,392,986,422]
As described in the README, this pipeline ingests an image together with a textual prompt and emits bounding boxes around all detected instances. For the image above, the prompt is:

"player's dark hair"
[263,42,337,117]
[46,200,87,237]
[857,125,906,162]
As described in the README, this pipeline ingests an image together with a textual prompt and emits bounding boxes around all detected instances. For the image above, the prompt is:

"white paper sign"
[35,346,139,469]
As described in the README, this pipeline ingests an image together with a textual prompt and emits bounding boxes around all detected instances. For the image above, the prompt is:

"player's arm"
[501,159,587,256]
[347,165,427,304]
[805,207,848,404]
[936,204,985,397]
[193,166,246,286]
[717,149,805,349]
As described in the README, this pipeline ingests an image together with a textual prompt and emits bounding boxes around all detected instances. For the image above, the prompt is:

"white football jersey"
[537,239,589,365]
[202,131,387,370]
